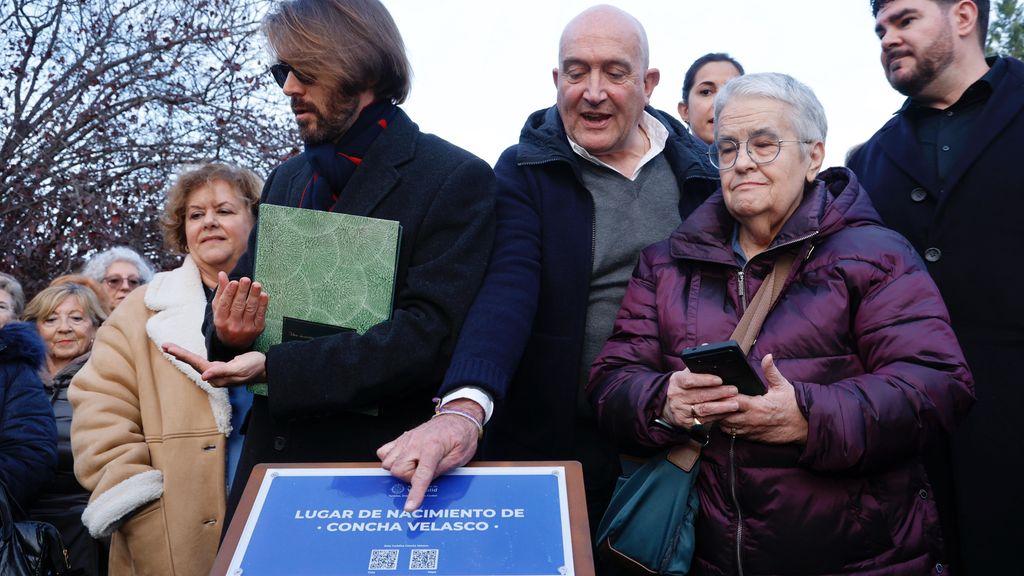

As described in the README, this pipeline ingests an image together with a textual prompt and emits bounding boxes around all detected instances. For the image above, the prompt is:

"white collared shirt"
[567,111,669,181]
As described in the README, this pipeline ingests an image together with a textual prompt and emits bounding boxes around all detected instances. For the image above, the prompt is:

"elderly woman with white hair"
[589,73,974,574]
[81,246,156,310]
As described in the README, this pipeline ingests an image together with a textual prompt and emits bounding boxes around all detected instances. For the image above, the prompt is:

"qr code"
[409,549,439,570]
[368,549,399,571]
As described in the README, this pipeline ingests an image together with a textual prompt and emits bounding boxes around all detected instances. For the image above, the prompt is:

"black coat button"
[274,436,287,451]
[910,187,928,202]
[924,247,942,262]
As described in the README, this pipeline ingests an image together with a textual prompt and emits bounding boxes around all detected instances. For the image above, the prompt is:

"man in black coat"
[169,0,494,522]
[847,1,1023,573]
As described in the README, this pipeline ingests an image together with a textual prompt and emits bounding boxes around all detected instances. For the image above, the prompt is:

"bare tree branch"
[0,0,296,295]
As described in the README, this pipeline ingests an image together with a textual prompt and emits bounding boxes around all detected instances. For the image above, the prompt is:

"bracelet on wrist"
[431,397,484,439]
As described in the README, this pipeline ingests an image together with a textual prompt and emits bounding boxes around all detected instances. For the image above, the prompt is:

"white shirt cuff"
[441,386,494,424]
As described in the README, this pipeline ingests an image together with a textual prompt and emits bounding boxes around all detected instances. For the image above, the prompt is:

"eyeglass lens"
[104,276,141,288]
[710,137,783,169]
[270,63,314,88]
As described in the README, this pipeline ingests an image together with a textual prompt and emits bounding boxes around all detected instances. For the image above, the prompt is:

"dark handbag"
[596,252,796,575]
[0,478,72,576]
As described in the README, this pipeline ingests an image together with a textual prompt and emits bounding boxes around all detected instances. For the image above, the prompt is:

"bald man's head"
[553,4,659,164]
[559,5,649,70]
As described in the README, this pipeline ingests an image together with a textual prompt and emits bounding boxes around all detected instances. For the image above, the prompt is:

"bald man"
[379,4,718,533]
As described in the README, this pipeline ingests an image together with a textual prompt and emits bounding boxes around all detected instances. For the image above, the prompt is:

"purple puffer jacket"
[589,167,974,576]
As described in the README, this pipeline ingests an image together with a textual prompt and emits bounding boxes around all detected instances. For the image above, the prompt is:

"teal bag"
[596,443,701,575]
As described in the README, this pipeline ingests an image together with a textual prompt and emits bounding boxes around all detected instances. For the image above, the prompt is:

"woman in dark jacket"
[0,272,58,509]
[589,73,974,575]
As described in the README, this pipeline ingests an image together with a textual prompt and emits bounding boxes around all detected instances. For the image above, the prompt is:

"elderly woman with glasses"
[81,246,155,310]
[588,73,974,575]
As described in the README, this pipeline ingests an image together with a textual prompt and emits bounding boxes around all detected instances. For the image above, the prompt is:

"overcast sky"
[376,0,907,170]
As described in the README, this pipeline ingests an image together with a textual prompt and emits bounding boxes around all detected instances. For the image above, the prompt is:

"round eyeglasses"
[708,137,814,170]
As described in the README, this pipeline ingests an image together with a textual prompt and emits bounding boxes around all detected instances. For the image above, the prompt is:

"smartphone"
[680,340,766,396]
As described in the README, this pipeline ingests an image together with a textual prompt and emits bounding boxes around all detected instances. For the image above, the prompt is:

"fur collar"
[144,256,232,435]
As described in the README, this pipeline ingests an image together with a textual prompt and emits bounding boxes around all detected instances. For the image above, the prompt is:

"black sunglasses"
[269,62,315,88]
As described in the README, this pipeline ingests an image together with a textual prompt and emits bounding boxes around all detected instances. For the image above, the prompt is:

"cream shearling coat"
[70,256,232,576]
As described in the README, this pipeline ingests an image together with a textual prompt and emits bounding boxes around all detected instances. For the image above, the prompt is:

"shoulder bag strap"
[669,250,797,470]
[730,250,796,354]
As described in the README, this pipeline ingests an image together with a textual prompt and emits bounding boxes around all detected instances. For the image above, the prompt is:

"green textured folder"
[248,204,401,396]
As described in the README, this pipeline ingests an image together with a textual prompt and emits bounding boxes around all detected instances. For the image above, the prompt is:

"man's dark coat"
[218,108,495,514]
[847,56,1024,575]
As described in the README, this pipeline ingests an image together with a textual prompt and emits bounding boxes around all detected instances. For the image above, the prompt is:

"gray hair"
[0,272,26,316]
[714,72,827,156]
[80,246,155,285]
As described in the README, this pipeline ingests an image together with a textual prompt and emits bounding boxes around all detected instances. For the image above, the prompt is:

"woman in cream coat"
[70,163,262,575]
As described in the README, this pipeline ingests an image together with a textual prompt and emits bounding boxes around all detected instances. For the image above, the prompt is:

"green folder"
[248,204,401,396]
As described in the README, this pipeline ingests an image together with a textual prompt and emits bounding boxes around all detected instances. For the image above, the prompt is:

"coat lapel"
[284,162,313,208]
[333,108,416,216]
[144,256,232,435]
[876,113,940,193]
[285,108,416,217]
[942,66,1024,196]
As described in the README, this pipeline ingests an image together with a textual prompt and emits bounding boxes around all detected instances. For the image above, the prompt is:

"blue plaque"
[216,464,590,576]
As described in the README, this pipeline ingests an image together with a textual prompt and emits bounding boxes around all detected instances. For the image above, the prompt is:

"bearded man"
[171,0,495,526]
[847,1,1024,573]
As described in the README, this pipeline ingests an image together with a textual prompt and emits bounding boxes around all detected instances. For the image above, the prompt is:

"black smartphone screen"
[680,340,766,396]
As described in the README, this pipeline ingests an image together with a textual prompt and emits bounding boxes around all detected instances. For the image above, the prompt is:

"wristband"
[431,397,484,439]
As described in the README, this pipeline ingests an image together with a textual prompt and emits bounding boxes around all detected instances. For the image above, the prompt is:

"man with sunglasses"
[848,1,1024,573]
[169,0,495,522]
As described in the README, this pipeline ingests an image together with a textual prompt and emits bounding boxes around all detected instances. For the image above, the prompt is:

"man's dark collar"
[900,56,1005,115]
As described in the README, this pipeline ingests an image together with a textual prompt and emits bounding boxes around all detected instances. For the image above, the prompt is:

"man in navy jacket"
[379,5,718,531]
[847,1,1024,573]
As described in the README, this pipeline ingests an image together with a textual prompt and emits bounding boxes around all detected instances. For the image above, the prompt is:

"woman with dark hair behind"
[678,52,744,145]
[24,281,109,576]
